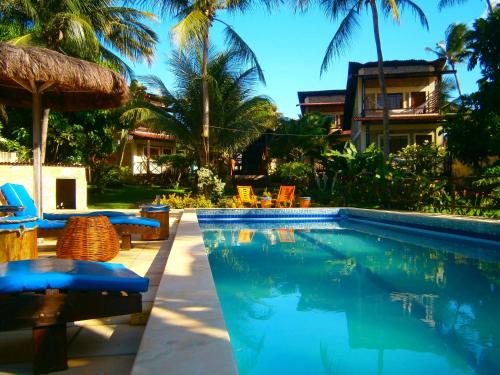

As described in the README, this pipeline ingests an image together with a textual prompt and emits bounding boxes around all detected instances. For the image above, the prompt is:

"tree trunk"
[486,0,493,13]
[201,31,210,167]
[369,0,390,160]
[451,63,463,101]
[41,108,50,163]
[32,91,43,217]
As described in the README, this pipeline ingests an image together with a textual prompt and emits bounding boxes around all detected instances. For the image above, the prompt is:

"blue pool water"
[199,218,500,375]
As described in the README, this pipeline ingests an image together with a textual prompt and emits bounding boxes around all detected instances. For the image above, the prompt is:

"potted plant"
[260,189,273,208]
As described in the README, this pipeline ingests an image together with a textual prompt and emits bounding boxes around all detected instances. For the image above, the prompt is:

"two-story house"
[343,58,449,152]
[297,89,352,142]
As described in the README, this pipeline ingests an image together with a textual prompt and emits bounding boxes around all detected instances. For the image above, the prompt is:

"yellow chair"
[238,230,256,244]
[236,186,258,207]
[275,186,295,208]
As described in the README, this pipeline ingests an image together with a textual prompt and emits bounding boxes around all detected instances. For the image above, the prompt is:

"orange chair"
[236,186,258,207]
[277,228,295,243]
[275,186,295,208]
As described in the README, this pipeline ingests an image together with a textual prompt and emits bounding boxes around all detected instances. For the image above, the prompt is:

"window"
[163,148,172,155]
[377,93,403,110]
[415,134,433,145]
[410,92,426,109]
[142,146,161,157]
[378,134,410,153]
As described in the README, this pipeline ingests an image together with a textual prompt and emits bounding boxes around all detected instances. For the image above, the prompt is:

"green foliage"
[217,196,243,208]
[395,142,447,176]
[444,10,500,171]
[121,50,278,169]
[0,0,158,76]
[274,162,314,191]
[270,113,330,161]
[158,193,214,208]
[197,167,226,202]
[91,164,133,193]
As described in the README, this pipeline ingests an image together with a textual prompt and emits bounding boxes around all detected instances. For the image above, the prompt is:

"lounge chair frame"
[0,289,142,373]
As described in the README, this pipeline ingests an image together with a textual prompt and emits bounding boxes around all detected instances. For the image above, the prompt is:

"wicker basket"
[56,216,119,261]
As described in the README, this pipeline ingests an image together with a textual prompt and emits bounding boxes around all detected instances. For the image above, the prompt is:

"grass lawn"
[88,185,189,209]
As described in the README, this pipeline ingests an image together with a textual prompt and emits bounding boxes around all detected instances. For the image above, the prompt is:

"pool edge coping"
[131,209,238,375]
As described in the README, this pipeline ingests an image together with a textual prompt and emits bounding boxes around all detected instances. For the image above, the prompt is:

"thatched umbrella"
[0,43,129,216]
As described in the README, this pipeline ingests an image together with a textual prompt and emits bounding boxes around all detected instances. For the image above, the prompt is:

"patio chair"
[0,183,160,249]
[237,229,256,244]
[236,185,258,207]
[0,258,149,374]
[277,228,295,243]
[275,186,295,208]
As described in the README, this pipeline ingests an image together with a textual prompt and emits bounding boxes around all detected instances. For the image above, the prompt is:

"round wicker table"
[56,216,119,261]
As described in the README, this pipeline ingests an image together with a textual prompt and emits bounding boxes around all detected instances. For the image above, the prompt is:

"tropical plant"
[270,113,330,162]
[0,0,158,161]
[142,0,266,166]
[274,161,314,192]
[426,23,470,99]
[310,0,428,159]
[197,167,226,201]
[121,49,278,171]
[443,10,500,172]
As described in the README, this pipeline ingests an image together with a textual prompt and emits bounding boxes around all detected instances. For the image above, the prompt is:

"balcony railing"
[361,90,441,117]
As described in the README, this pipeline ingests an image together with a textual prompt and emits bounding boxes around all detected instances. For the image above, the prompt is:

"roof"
[343,58,446,130]
[129,127,175,141]
[297,89,346,115]
[0,43,128,111]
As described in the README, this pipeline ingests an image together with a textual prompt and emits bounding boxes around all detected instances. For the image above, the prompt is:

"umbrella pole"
[32,91,43,218]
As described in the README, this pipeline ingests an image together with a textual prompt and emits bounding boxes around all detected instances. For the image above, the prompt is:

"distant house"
[298,58,451,152]
[119,127,176,175]
[344,58,449,152]
[297,89,351,142]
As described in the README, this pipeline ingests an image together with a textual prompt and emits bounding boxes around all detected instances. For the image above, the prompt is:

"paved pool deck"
[0,210,182,374]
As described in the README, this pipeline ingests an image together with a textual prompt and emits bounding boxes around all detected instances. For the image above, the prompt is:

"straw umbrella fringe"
[0,43,129,215]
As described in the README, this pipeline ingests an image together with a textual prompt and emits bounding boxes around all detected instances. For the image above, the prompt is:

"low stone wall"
[0,164,87,211]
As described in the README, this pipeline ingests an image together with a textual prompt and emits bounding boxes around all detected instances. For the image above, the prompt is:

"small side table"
[0,216,38,262]
[56,216,119,262]
[141,205,170,240]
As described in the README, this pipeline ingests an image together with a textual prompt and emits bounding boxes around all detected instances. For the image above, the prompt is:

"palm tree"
[144,0,266,166]
[438,0,494,13]
[426,23,470,101]
[0,0,158,161]
[121,49,278,170]
[317,0,428,159]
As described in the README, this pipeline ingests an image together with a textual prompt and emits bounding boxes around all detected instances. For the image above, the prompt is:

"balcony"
[360,90,440,118]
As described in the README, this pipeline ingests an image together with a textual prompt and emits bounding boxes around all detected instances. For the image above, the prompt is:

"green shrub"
[158,193,214,208]
[197,167,225,202]
[274,162,314,191]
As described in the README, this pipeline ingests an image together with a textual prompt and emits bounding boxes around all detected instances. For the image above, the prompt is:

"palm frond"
[396,0,428,30]
[437,0,468,11]
[320,5,359,75]
[383,0,400,23]
[171,9,209,49]
[219,19,266,84]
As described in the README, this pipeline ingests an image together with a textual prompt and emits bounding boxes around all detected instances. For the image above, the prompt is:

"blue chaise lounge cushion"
[0,258,149,294]
[1,183,131,219]
[1,183,160,229]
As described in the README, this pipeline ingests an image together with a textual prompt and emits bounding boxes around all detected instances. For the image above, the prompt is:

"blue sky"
[131,1,494,118]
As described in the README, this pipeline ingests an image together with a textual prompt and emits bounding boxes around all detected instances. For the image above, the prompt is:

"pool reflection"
[202,223,500,375]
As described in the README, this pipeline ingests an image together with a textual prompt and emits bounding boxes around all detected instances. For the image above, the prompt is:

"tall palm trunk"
[201,31,210,167]
[451,62,463,101]
[486,0,493,13]
[41,108,50,163]
[370,0,390,160]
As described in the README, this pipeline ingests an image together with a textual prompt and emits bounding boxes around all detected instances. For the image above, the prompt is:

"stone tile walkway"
[0,212,180,375]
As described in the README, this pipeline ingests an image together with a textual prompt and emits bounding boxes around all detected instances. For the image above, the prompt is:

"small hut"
[0,43,129,215]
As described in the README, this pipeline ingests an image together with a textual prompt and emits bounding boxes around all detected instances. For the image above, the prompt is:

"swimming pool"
[198,209,500,375]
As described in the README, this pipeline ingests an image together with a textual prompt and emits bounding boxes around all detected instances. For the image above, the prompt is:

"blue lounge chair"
[0,183,160,249]
[0,258,149,373]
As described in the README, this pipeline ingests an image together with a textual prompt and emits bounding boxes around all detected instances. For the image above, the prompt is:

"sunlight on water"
[200,220,500,375]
